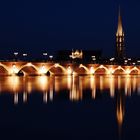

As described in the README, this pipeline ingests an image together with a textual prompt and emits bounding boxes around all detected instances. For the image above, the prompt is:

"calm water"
[0,75,140,140]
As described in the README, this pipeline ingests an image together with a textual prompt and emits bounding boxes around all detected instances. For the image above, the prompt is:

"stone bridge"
[0,61,139,76]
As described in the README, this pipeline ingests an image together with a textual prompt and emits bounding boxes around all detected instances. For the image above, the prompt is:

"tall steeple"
[115,6,125,62]
[116,7,124,36]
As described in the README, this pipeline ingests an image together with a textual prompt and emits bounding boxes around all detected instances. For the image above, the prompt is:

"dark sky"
[0,0,140,58]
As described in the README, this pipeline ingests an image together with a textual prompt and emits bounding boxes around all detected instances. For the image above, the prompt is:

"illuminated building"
[55,50,102,62]
[69,50,83,59]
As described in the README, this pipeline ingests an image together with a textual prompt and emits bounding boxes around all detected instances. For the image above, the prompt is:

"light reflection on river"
[0,75,140,99]
[0,75,140,140]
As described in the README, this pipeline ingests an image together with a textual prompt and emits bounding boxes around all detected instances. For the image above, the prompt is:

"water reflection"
[1,75,140,101]
[1,75,140,138]
[0,76,140,102]
[116,91,125,139]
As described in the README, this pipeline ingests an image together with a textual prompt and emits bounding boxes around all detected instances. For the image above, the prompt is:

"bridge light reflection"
[99,76,104,92]
[125,68,130,75]
[9,76,20,90]
[90,67,95,74]
[11,64,19,75]
[23,92,28,103]
[67,75,72,89]
[54,63,59,68]
[99,65,103,69]
[108,68,114,74]
[37,76,48,91]
[125,75,131,96]
[14,93,18,104]
[0,75,140,103]
[109,75,115,97]
[90,75,96,99]
[50,85,53,101]
[39,65,47,75]
[118,66,122,70]
[27,63,32,67]
[43,92,48,103]
[132,76,137,92]
[67,66,72,75]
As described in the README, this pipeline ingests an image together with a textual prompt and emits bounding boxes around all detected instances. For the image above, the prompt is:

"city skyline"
[1,1,140,140]
[0,0,140,59]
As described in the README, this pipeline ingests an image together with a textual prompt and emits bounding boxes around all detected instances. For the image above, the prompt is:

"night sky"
[0,0,140,58]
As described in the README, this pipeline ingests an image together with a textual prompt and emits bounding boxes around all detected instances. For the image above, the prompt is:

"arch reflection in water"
[0,75,140,102]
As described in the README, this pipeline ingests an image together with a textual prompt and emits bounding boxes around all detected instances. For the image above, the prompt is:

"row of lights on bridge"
[8,63,139,76]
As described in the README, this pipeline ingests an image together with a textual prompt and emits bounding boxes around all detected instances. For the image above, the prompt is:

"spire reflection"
[116,91,125,139]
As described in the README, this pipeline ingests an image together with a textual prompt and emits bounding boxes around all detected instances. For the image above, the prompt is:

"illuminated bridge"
[0,61,140,76]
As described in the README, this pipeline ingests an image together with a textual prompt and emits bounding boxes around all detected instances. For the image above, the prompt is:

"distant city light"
[110,58,115,61]
[49,55,53,59]
[23,53,27,56]
[43,53,47,56]
[14,52,18,56]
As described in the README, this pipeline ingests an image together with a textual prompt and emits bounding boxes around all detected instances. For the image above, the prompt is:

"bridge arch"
[74,64,89,75]
[18,63,39,75]
[47,63,67,75]
[0,63,9,75]
[113,66,125,74]
[129,67,140,74]
[94,65,110,74]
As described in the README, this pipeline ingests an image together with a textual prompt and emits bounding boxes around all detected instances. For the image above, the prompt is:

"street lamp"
[23,53,27,57]
[23,53,27,61]
[49,55,53,61]
[43,52,47,61]
[14,52,18,61]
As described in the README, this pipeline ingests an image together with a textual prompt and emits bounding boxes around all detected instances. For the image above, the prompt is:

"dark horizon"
[0,0,140,58]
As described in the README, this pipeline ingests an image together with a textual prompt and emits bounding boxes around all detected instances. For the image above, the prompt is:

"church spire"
[115,6,125,61]
[116,6,124,36]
